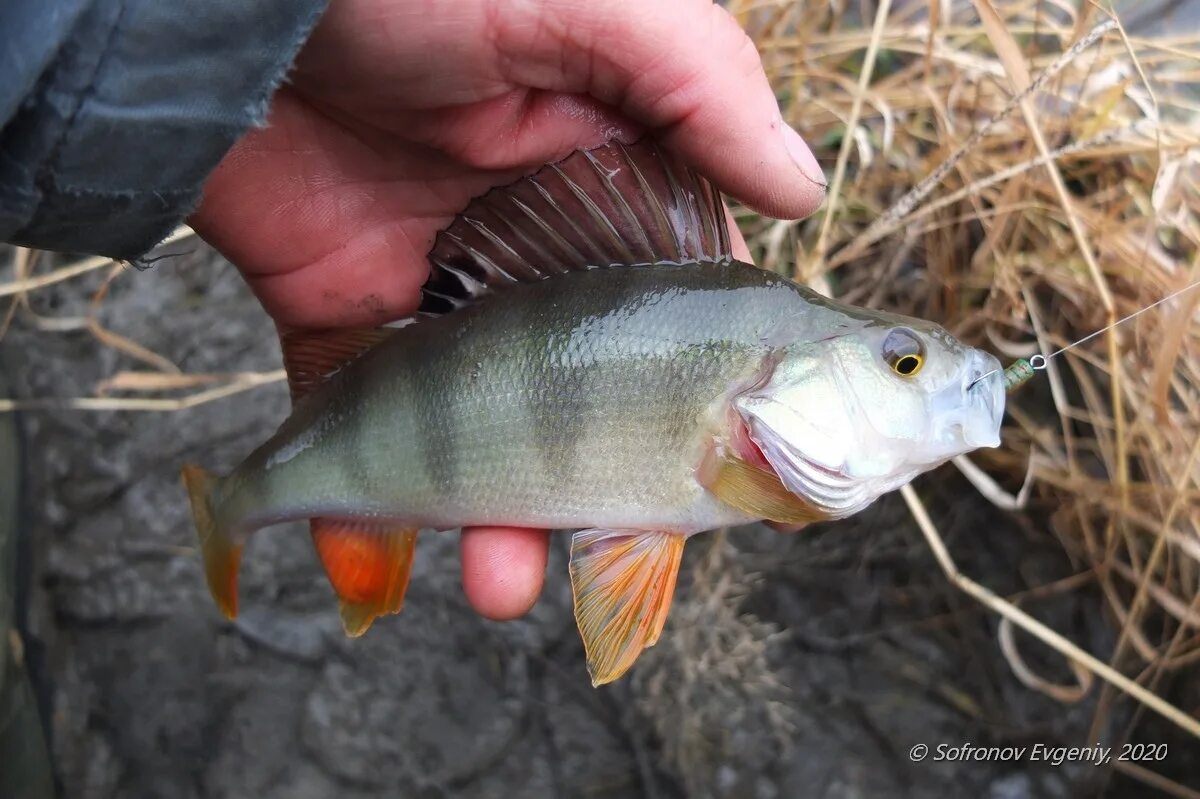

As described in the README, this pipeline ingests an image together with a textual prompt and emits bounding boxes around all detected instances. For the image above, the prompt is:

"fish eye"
[882,328,925,378]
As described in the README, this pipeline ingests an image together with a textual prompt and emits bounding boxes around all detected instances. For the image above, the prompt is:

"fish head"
[732,317,1004,518]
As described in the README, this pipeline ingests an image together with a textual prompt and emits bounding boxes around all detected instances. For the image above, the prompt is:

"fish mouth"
[962,351,1005,448]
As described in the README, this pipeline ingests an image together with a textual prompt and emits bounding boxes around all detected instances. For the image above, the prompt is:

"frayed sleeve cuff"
[0,0,329,260]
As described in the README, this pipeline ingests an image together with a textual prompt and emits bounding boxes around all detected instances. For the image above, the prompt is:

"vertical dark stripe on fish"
[532,267,649,492]
[416,332,461,496]
[507,284,558,485]
[535,332,591,491]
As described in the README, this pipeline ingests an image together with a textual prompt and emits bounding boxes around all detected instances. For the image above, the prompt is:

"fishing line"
[970,276,1200,393]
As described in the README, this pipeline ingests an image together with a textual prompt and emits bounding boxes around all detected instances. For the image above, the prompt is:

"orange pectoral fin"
[569,529,685,687]
[698,443,829,526]
[310,519,418,637]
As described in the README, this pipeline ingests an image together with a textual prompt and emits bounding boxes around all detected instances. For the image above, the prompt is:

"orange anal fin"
[310,519,418,637]
[698,442,829,526]
[569,529,685,687]
[181,464,242,619]
[280,328,396,402]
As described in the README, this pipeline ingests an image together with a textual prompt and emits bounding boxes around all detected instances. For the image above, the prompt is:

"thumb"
[498,0,826,219]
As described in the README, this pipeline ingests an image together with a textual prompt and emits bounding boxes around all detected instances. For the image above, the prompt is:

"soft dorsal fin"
[279,327,395,402]
[421,139,732,315]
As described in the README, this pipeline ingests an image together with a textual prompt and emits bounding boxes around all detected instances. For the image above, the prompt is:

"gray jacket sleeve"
[0,0,329,261]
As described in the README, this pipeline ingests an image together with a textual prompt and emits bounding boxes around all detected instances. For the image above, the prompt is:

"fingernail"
[783,123,826,189]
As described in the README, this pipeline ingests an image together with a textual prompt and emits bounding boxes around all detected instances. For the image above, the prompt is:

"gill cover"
[733,349,876,518]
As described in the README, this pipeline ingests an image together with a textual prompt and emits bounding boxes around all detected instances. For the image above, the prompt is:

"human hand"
[189,0,826,621]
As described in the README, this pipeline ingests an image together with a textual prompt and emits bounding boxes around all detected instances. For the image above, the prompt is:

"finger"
[460,526,550,620]
[490,0,827,219]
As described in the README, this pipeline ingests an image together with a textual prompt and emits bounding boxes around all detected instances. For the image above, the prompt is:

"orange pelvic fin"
[310,519,418,637]
[181,464,242,618]
[569,529,685,687]
[279,327,395,402]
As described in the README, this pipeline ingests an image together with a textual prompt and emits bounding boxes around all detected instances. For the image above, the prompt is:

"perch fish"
[182,140,1005,685]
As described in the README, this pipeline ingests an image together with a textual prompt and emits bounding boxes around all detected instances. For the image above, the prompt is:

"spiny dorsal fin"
[279,328,395,402]
[421,139,732,315]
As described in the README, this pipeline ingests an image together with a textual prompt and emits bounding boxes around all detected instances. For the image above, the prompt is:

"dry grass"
[0,226,284,411]
[2,0,1200,793]
[632,534,796,797]
[730,0,1200,792]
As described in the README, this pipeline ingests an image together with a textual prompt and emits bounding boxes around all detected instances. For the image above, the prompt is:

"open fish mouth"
[961,351,1005,448]
[926,349,1004,452]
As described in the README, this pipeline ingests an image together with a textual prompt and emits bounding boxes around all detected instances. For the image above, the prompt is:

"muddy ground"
[3,243,1198,798]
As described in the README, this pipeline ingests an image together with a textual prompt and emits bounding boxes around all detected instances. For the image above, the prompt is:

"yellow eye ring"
[892,353,924,377]
[882,328,926,378]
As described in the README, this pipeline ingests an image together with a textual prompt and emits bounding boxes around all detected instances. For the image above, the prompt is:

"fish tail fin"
[181,464,242,619]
